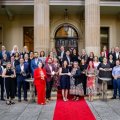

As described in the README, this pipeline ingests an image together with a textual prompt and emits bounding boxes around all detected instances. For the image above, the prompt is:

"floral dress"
[70,68,84,96]
[86,68,96,95]
[53,63,60,89]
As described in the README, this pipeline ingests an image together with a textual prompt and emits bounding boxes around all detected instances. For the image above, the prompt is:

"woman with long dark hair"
[86,52,94,64]
[71,49,80,64]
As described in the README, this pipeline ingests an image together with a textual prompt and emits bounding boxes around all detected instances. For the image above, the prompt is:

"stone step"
[3,90,114,101]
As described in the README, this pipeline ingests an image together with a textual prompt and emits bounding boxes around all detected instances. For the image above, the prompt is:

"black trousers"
[14,77,17,96]
[0,77,4,99]
[46,80,53,99]
[5,78,15,99]
[81,74,87,95]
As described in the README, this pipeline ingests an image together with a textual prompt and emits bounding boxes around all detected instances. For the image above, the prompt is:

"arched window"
[55,24,79,53]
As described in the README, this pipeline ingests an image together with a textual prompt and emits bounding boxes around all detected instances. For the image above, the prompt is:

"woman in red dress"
[34,62,46,105]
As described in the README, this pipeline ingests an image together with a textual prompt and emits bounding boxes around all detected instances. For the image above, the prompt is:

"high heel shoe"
[72,97,76,101]
[10,100,15,104]
[63,97,67,102]
[6,100,11,105]
[66,98,68,101]
[75,97,79,101]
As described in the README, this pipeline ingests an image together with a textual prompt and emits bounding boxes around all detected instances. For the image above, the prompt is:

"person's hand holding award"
[40,71,45,80]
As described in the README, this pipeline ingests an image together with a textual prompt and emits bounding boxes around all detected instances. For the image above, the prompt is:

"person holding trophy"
[2,62,16,105]
[34,62,46,105]
[16,58,29,102]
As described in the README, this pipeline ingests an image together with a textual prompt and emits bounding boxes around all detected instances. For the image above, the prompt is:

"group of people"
[0,45,120,105]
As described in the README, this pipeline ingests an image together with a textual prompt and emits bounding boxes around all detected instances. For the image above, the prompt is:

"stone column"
[34,0,49,54]
[85,0,100,56]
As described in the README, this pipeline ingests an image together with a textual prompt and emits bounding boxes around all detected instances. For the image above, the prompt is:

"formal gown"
[34,68,46,104]
[53,63,60,89]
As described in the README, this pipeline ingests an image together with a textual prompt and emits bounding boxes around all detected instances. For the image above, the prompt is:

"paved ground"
[88,99,120,120]
[0,91,120,120]
[0,100,56,120]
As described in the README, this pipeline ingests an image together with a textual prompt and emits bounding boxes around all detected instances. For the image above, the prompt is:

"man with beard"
[31,52,42,76]
[44,58,55,102]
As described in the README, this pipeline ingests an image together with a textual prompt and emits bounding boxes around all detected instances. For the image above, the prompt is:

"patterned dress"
[86,68,96,95]
[70,68,84,96]
[53,63,60,89]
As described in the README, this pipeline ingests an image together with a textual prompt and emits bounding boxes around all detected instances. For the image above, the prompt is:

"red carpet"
[53,91,96,120]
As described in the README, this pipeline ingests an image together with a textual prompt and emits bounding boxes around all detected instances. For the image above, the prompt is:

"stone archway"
[54,23,79,53]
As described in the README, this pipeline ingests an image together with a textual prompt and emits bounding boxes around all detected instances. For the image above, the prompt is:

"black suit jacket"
[113,52,120,61]
[58,51,66,59]
[0,51,10,60]
[62,56,71,65]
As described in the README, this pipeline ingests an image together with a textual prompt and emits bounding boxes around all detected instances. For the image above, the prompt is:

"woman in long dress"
[34,62,46,105]
[80,59,87,95]
[86,61,96,102]
[70,61,84,101]
[53,58,60,90]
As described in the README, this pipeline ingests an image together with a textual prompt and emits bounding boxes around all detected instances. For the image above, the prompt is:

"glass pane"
[100,27,109,51]
[23,27,34,51]
[56,25,78,38]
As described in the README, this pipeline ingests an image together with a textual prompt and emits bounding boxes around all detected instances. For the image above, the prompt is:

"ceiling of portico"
[0,5,120,16]
[50,5,84,16]
[101,6,120,15]
[0,5,33,15]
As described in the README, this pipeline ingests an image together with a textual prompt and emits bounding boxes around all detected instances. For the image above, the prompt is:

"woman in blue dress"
[59,60,71,101]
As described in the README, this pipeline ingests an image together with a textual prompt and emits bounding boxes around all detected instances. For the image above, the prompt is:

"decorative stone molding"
[1,0,120,6]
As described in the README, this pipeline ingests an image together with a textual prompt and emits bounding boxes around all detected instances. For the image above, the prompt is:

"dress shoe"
[18,99,21,102]
[1,98,5,101]
[6,100,11,105]
[46,99,49,103]
[24,99,28,101]
[111,97,116,99]
[10,100,15,104]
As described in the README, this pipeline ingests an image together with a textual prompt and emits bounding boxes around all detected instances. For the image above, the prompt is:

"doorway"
[23,27,34,51]
[55,24,79,53]
[100,27,109,51]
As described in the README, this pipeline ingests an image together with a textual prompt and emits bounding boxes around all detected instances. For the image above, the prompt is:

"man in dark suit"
[0,46,10,60]
[113,47,120,61]
[62,50,72,66]
[31,52,42,76]
[16,58,29,102]
[44,58,55,102]
[58,46,66,66]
